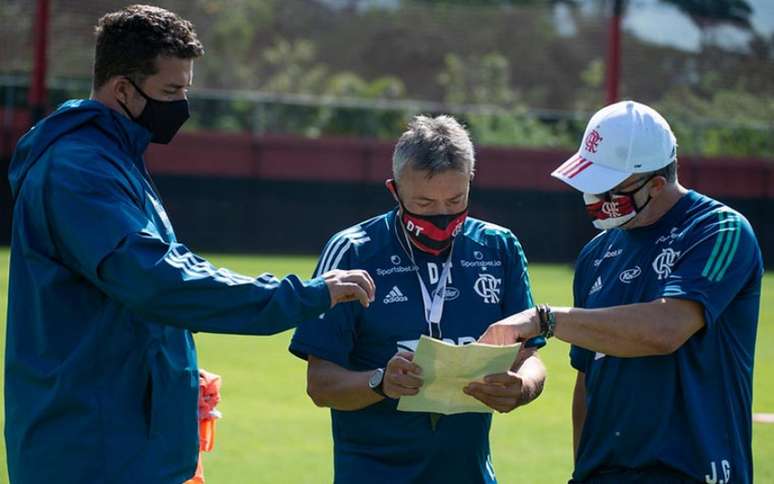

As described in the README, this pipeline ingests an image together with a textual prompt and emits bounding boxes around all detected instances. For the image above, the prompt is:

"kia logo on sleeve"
[618,266,642,284]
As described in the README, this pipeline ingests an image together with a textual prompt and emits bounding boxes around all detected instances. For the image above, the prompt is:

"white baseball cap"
[551,100,677,194]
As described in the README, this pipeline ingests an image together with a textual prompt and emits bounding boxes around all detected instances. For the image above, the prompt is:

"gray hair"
[392,115,475,181]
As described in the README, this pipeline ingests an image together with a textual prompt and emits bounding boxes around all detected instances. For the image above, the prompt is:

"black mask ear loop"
[613,173,658,212]
[117,77,146,121]
[390,180,416,258]
[390,180,405,210]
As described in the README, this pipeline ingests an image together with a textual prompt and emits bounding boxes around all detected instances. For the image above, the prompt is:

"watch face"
[369,368,384,389]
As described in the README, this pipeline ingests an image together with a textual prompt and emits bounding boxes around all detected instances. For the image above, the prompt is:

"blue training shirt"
[570,190,763,484]
[290,209,534,484]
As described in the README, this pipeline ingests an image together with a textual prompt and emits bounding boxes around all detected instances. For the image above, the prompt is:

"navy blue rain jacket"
[5,99,330,483]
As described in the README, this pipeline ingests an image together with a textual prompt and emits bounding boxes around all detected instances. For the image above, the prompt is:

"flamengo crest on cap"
[584,129,604,153]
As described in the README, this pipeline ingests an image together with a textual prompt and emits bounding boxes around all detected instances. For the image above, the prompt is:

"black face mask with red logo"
[391,181,468,256]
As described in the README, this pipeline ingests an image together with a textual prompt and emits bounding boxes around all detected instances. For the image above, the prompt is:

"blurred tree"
[574,57,605,111]
[747,33,773,61]
[5,0,770,154]
[594,0,753,104]
[660,0,752,30]
[437,52,518,106]
[656,85,774,157]
[464,108,577,148]
[261,38,330,94]
[326,72,406,99]
[590,0,753,29]
[192,0,276,89]
[661,0,753,64]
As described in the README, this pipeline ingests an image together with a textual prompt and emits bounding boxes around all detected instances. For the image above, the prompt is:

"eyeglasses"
[610,174,658,197]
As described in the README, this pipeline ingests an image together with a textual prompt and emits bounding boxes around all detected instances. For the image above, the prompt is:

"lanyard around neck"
[399,223,454,340]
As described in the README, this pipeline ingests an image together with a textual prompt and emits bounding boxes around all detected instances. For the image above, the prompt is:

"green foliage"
[655,87,774,157]
[261,38,330,94]
[438,52,518,106]
[435,52,576,149]
[306,107,409,139]
[181,0,771,156]
[1,0,773,156]
[574,58,606,112]
[464,109,577,148]
[193,0,277,89]
[185,32,413,136]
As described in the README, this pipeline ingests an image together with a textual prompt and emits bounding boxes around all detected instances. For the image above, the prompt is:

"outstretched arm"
[479,298,704,357]
[97,233,375,335]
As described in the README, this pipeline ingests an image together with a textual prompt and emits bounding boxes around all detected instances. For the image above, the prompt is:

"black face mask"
[391,181,469,256]
[118,77,190,144]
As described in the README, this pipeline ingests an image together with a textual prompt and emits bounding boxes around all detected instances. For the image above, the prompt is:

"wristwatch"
[368,368,388,398]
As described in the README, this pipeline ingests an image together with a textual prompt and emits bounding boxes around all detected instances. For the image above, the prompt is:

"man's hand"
[463,372,524,413]
[382,351,423,399]
[478,308,541,345]
[322,269,375,308]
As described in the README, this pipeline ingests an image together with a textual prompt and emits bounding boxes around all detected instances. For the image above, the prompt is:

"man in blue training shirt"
[289,115,546,483]
[5,5,374,483]
[480,101,763,484]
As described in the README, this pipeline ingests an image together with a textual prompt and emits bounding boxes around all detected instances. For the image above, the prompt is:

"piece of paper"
[397,335,521,415]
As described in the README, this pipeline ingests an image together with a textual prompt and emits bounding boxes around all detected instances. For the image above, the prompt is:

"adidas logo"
[589,276,603,295]
[383,286,408,304]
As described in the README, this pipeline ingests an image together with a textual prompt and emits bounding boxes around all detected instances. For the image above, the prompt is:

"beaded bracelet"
[537,304,556,339]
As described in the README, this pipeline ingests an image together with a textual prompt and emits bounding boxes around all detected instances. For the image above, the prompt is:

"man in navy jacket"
[5,5,374,483]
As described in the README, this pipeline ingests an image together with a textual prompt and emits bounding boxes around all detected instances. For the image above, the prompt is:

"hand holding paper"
[464,371,524,414]
[383,351,424,399]
[396,335,521,415]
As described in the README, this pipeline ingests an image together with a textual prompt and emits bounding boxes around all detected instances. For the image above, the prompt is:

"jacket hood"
[8,99,151,199]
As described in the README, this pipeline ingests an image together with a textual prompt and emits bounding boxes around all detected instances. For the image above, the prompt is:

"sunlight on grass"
[0,249,771,483]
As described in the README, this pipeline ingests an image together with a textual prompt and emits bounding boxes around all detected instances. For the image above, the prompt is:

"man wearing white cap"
[479,101,763,483]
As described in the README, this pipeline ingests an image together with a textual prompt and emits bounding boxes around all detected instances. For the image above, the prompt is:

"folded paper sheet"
[397,335,521,415]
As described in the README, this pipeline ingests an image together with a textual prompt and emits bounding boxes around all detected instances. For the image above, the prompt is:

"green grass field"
[0,249,771,483]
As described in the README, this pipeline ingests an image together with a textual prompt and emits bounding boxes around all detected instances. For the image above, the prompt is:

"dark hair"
[93,4,204,89]
[651,160,678,183]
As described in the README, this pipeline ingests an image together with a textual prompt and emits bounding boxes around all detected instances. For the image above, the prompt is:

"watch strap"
[369,368,388,398]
